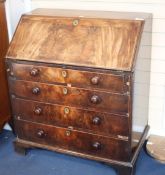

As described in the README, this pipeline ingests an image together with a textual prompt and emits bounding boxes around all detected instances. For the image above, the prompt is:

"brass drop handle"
[30,68,39,76]
[91,76,100,85]
[37,130,45,138]
[32,87,40,95]
[92,116,101,125]
[34,107,42,115]
[92,142,101,150]
[90,95,101,104]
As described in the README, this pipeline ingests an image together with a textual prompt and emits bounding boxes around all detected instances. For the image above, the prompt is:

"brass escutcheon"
[64,107,70,114]
[65,130,71,136]
[63,87,68,95]
[72,19,79,26]
[62,70,67,78]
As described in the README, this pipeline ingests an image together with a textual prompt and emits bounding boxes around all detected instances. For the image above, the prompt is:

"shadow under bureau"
[6,9,152,175]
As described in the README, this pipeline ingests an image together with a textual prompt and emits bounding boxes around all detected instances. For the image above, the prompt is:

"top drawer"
[9,62,129,94]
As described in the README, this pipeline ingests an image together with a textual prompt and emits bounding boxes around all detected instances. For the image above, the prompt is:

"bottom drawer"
[15,120,130,161]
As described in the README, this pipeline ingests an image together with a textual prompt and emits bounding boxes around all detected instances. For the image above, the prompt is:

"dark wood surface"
[116,166,136,175]
[6,12,144,71]
[0,1,10,131]
[12,98,130,138]
[13,126,149,165]
[10,62,129,93]
[13,125,149,175]
[9,79,129,115]
[6,9,152,175]
[15,119,130,162]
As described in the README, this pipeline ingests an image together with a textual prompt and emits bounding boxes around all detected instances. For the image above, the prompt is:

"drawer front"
[15,119,130,161]
[12,98,130,137]
[10,80,129,115]
[10,62,127,93]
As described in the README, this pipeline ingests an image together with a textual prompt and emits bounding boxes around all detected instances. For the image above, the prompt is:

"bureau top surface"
[6,8,148,71]
[27,8,151,20]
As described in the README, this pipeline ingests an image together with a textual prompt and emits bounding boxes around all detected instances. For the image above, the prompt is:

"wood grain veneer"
[6,15,144,71]
[10,62,128,93]
[12,98,130,138]
[0,0,10,131]
[6,9,152,175]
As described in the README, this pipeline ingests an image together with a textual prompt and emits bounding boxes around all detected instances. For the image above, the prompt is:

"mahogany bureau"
[6,9,152,175]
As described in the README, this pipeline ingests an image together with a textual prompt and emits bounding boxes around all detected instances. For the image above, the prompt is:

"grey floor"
[0,130,165,175]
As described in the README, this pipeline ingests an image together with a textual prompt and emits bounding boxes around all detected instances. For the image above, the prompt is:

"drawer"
[15,119,130,161]
[12,98,130,138]
[10,80,129,115]
[9,62,128,93]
